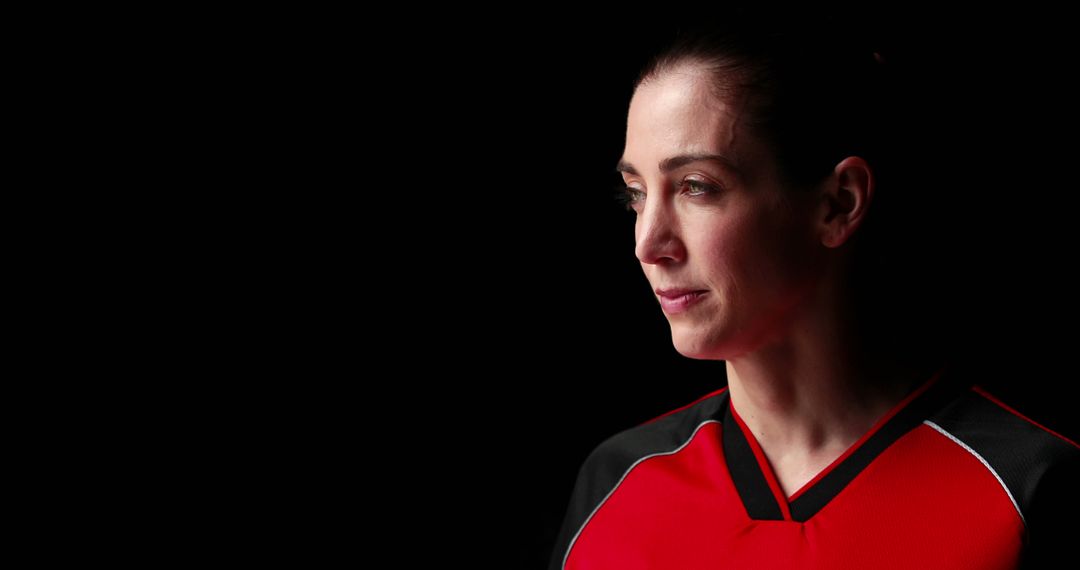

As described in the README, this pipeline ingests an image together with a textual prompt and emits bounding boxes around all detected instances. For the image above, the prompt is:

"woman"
[549,11,1078,570]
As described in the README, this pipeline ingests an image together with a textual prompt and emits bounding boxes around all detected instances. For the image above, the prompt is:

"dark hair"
[631,8,948,360]
[635,10,902,193]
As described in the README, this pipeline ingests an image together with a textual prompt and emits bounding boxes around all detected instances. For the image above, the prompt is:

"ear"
[817,156,874,248]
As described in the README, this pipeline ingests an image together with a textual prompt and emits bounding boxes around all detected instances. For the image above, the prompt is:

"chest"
[566,423,1025,570]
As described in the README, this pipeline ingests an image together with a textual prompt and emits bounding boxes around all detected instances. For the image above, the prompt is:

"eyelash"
[612,180,721,211]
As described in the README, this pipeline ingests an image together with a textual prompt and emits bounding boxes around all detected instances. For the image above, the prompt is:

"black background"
[247,7,1080,567]
[42,6,1080,567]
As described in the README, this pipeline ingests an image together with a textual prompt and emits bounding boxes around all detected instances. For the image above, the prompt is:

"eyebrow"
[614,153,739,176]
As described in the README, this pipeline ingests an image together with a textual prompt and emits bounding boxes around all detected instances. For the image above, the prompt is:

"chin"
[670,331,723,361]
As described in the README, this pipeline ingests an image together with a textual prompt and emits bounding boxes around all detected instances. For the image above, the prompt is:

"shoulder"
[579,387,730,480]
[548,387,730,570]
[925,384,1079,525]
[568,386,729,511]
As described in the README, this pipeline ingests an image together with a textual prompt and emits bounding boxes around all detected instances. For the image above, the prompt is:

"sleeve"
[547,443,611,570]
[1017,450,1080,569]
[544,412,689,569]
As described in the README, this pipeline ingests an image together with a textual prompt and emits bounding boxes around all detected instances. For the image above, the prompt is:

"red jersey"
[549,363,1079,569]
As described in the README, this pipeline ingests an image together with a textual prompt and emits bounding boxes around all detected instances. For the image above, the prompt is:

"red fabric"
[565,422,1024,570]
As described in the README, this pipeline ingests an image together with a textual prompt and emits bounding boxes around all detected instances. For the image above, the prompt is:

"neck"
[725,352,932,452]
[723,267,945,493]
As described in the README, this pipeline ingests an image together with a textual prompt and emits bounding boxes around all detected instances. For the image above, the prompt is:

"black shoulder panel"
[547,389,730,570]
[926,387,1080,527]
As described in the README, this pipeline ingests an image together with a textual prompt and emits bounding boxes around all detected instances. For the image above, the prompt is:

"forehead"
[625,69,751,172]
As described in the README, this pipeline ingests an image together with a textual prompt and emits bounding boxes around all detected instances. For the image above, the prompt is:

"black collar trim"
[719,364,970,523]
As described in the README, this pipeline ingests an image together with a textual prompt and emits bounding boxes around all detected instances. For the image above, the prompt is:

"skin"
[619,64,941,498]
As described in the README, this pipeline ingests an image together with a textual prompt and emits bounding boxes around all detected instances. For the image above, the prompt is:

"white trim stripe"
[923,420,1026,528]
[561,419,721,570]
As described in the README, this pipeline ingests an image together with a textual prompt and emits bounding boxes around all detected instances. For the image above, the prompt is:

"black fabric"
[546,390,729,570]
[1017,452,1080,569]
[721,393,785,520]
[928,389,1080,520]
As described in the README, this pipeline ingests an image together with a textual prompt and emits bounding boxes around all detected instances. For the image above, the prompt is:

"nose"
[634,196,685,265]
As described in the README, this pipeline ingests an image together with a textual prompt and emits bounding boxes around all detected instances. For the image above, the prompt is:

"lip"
[655,287,706,298]
[656,289,709,314]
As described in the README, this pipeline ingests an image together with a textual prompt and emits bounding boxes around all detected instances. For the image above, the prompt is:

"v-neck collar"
[719,363,968,523]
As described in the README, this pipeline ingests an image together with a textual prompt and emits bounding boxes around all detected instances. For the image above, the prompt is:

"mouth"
[656,289,709,314]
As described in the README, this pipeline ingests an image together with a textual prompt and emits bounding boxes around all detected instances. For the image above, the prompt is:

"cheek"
[697,212,798,292]
[696,213,759,272]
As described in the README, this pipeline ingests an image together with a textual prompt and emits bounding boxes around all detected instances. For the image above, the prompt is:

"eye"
[612,180,723,212]
[613,184,645,212]
[683,179,722,196]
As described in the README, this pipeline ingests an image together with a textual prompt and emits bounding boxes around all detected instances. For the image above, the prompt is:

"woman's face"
[618,68,824,360]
